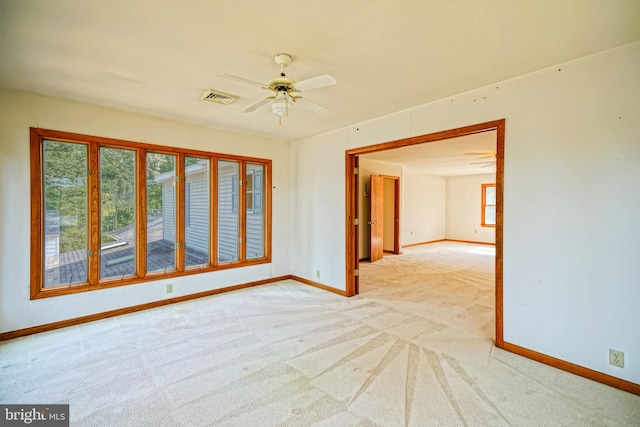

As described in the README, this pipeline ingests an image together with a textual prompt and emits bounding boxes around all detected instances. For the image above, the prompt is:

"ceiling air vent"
[199,89,237,105]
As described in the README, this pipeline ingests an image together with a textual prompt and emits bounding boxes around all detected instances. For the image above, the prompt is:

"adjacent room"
[1,1,639,425]
[355,132,498,340]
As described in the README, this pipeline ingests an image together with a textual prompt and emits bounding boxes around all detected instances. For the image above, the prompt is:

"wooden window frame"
[481,183,497,227]
[30,128,272,300]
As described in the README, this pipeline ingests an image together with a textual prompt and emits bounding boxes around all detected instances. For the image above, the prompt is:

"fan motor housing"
[268,77,296,92]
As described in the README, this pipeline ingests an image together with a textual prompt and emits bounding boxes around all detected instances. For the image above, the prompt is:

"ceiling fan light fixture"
[271,91,294,124]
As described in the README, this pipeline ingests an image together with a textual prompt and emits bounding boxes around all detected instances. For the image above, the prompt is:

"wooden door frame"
[345,119,505,347]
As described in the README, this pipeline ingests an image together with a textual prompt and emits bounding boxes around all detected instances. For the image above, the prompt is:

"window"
[184,157,210,268]
[482,183,496,227]
[246,172,254,211]
[30,128,271,299]
[246,164,265,259]
[185,182,191,227]
[42,140,88,288]
[218,160,240,262]
[245,166,263,214]
[146,152,176,274]
[100,146,138,279]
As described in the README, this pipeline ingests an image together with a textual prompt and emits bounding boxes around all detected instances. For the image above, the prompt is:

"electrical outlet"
[166,284,173,294]
[609,348,624,368]
[316,270,320,279]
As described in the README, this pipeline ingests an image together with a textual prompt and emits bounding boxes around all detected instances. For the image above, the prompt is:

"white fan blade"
[295,74,336,92]
[469,161,495,165]
[243,97,273,113]
[464,152,495,158]
[219,73,268,89]
[296,97,330,116]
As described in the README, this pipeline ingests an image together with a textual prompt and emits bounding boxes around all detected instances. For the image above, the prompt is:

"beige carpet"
[1,242,639,426]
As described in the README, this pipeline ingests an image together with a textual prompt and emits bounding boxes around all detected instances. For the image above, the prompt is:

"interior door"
[369,175,384,262]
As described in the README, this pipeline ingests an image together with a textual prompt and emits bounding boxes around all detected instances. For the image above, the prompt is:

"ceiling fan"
[220,53,337,125]
[465,151,496,168]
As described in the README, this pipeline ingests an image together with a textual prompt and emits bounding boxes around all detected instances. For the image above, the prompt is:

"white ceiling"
[1,1,639,147]
[362,131,497,177]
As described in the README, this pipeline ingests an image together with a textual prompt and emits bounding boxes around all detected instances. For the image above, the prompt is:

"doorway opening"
[363,174,401,262]
[345,119,505,347]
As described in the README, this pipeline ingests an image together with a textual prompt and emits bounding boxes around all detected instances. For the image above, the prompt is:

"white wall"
[0,88,291,333]
[446,173,496,243]
[402,169,446,246]
[290,42,640,384]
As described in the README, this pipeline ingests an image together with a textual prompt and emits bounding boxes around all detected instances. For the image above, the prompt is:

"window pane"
[246,163,265,259]
[485,185,496,205]
[246,172,253,210]
[146,153,176,273]
[218,160,239,262]
[185,157,210,267]
[100,147,136,279]
[43,141,88,287]
[485,206,496,225]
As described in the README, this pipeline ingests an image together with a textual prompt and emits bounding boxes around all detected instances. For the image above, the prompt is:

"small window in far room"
[482,183,496,227]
